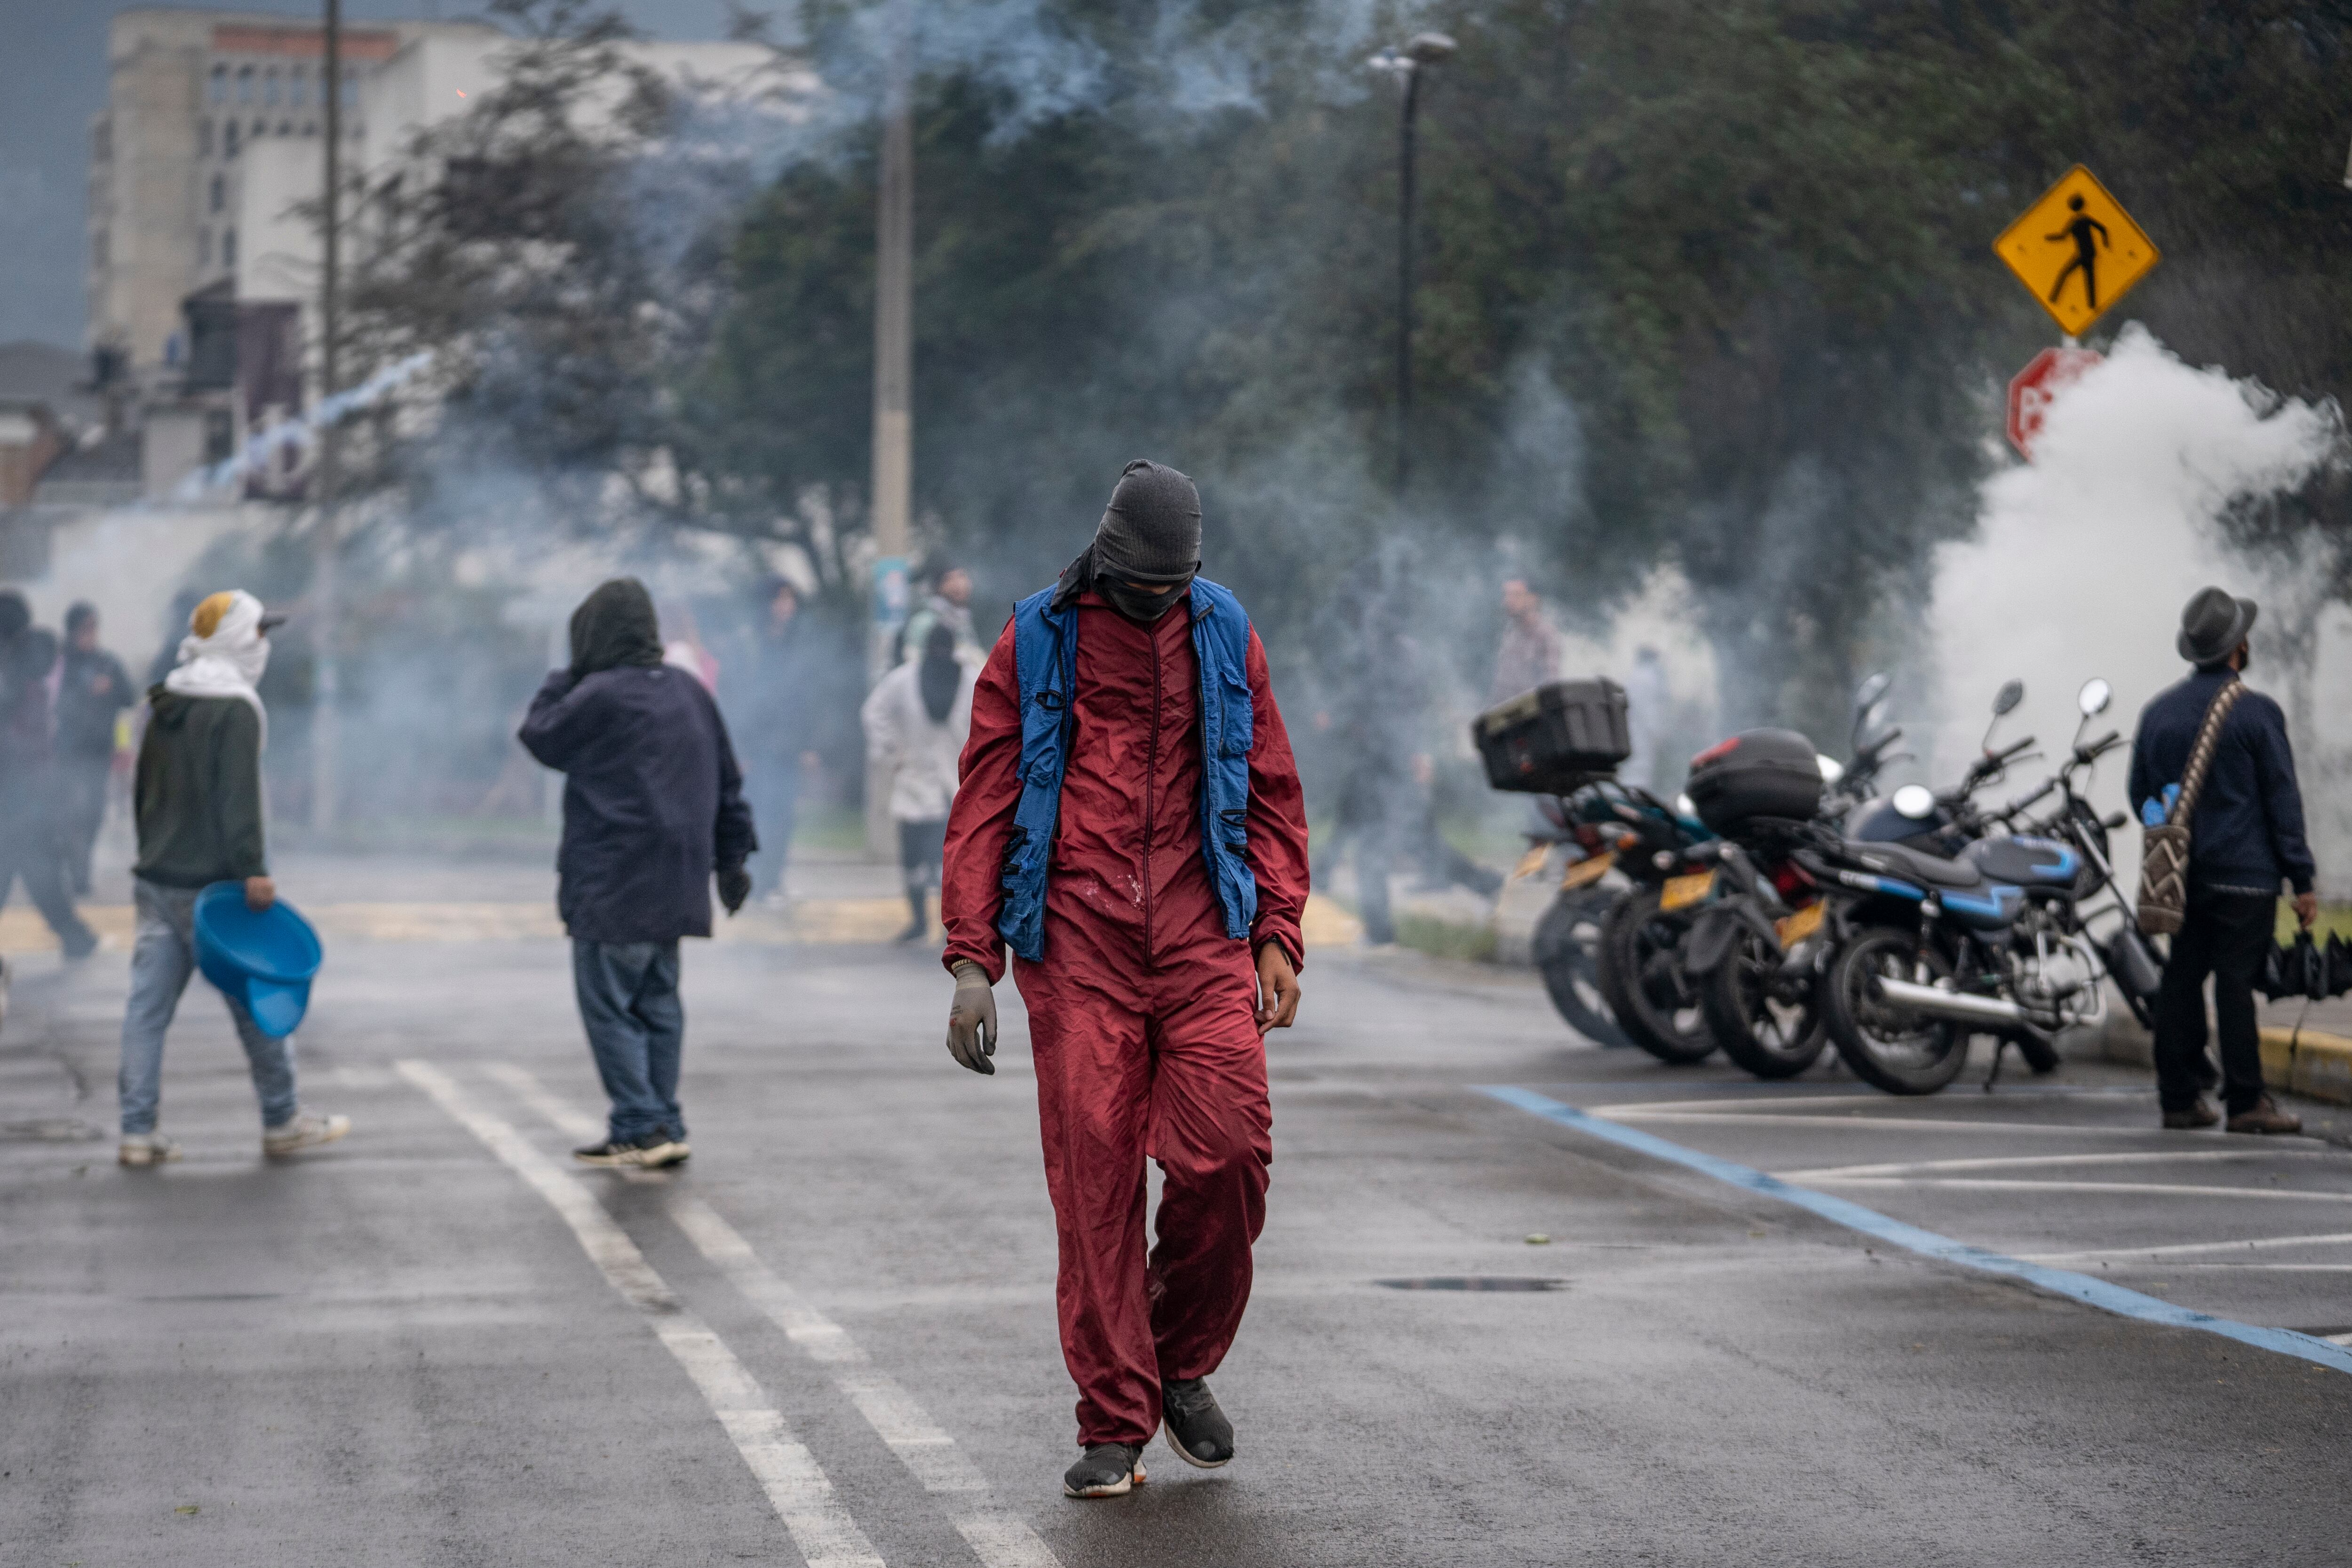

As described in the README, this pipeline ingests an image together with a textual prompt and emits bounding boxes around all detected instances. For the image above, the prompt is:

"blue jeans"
[119,876,298,1135]
[572,938,685,1143]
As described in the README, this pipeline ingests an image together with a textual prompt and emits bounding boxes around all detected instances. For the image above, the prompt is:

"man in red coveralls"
[939,459,1310,1499]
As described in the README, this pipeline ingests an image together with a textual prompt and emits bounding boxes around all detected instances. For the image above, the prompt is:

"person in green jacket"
[117,589,347,1167]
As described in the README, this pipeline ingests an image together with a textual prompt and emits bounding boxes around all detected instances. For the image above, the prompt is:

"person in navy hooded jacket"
[521,578,756,1168]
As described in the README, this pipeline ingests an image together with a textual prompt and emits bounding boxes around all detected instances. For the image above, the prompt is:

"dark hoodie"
[520,579,757,943]
[133,687,268,887]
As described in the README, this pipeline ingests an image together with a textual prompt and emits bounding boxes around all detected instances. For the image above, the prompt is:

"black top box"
[1686,727,1823,834]
[1473,678,1632,795]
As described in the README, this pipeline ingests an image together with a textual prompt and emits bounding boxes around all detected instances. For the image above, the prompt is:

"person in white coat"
[862,622,975,941]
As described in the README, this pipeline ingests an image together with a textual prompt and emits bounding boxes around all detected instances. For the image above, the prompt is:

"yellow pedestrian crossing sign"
[1994,166,2159,336]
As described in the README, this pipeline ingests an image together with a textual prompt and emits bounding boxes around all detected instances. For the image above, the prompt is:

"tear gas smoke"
[1926,324,2349,894]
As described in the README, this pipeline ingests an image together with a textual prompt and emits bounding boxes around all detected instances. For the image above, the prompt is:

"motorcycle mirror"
[2078,677,2111,717]
[1854,672,1891,713]
[1675,791,1699,821]
[1893,784,1937,820]
[1993,679,2025,716]
[1816,753,1845,787]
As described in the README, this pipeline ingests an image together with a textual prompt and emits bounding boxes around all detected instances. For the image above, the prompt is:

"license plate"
[1559,851,1615,891]
[1661,870,1716,910]
[1775,901,1825,947]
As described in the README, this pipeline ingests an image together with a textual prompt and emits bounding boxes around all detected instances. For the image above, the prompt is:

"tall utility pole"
[865,0,914,857]
[1374,32,1455,500]
[311,0,342,829]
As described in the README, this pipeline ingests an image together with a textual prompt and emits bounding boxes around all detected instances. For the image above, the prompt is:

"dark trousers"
[0,801,95,958]
[2153,887,2276,1115]
[747,769,798,895]
[897,817,946,925]
[56,755,110,895]
[572,938,685,1143]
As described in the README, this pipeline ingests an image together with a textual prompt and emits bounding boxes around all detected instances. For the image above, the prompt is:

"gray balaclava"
[1055,459,1203,621]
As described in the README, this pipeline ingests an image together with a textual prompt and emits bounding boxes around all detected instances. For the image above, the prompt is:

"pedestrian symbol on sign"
[2044,196,2109,314]
[1994,166,2158,337]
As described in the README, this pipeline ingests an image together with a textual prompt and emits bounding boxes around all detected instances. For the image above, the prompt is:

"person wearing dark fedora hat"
[2129,585,2319,1135]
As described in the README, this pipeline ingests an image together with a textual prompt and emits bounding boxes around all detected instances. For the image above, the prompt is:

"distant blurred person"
[1487,576,1562,704]
[56,602,133,895]
[119,590,345,1166]
[2131,587,2316,1137]
[660,597,721,694]
[1621,644,1669,793]
[0,592,96,959]
[742,577,814,904]
[862,622,975,942]
[520,578,756,1168]
[900,561,980,665]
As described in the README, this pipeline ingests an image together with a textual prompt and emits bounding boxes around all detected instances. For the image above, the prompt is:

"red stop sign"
[2006,346,2103,461]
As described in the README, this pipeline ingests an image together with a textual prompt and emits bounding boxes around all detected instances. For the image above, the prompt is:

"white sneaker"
[119,1131,182,1166]
[263,1111,351,1157]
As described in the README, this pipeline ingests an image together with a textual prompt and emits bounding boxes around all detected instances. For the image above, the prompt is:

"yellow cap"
[191,591,238,639]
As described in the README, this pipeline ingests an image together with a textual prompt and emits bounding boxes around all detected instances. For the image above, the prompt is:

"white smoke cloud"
[1928,323,2344,883]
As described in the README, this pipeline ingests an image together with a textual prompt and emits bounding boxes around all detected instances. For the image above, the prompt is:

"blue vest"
[996,576,1259,962]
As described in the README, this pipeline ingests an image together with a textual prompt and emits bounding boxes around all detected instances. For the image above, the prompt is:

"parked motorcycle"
[1804,679,2141,1093]
[1675,675,1906,1079]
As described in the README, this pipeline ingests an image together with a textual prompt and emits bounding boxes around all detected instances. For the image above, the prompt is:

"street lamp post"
[1370,32,1455,500]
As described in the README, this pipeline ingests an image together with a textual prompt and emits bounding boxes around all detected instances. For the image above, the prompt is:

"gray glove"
[946,961,998,1075]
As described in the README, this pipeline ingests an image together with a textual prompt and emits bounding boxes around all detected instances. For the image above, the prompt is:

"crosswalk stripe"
[396,1059,887,1568]
[482,1062,1063,1568]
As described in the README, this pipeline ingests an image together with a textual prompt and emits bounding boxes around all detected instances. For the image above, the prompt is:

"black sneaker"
[1160,1377,1233,1469]
[574,1127,690,1168]
[1062,1442,1146,1498]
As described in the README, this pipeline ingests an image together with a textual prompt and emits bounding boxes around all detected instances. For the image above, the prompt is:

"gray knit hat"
[1092,459,1202,584]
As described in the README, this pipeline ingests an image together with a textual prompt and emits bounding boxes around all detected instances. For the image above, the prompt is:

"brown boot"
[2161,1100,2220,1130]
[2225,1096,2303,1136]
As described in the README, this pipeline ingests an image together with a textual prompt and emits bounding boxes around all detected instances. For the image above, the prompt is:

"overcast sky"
[0,2,744,354]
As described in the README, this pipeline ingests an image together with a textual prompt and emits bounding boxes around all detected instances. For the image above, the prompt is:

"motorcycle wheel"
[1532,888,1633,1049]
[1700,928,1828,1079]
[1824,926,1972,1095]
[1596,887,1718,1065]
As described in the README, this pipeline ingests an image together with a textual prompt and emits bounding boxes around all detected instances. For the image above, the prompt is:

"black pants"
[0,821,95,958]
[898,817,947,925]
[55,755,110,895]
[2153,887,2276,1114]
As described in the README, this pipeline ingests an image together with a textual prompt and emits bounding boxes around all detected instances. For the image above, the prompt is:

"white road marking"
[1597,1111,2165,1137]
[1778,1150,2337,1180]
[2087,1263,2352,1273]
[1586,1089,2153,1116]
[487,1063,1063,1568]
[396,1060,886,1568]
[2019,1230,2352,1264]
[1802,1178,2352,1203]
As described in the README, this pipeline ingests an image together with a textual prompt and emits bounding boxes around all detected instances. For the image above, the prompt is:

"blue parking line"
[1478,1084,2352,1377]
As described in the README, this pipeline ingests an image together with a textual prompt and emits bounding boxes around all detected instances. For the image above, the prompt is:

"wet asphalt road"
[6,855,2352,1567]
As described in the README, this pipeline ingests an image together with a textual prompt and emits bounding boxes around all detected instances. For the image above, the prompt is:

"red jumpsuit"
[942,587,1310,1449]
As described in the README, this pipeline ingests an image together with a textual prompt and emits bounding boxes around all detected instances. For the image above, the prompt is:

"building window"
[290,66,307,107]
[303,121,317,136]
[222,227,237,270]
[199,227,211,266]
[198,118,213,156]
[224,120,240,158]
[204,409,234,464]
[209,64,227,104]
[209,174,224,213]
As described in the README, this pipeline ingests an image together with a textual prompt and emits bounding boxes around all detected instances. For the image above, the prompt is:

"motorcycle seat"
[1836,840,1984,890]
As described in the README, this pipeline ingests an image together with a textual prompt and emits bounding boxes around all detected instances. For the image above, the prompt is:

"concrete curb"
[2260,1024,2352,1107]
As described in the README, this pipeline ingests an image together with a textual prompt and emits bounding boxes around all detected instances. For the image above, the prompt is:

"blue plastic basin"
[192,882,323,1039]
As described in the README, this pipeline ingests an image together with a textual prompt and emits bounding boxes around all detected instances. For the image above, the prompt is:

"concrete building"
[86,9,488,377]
